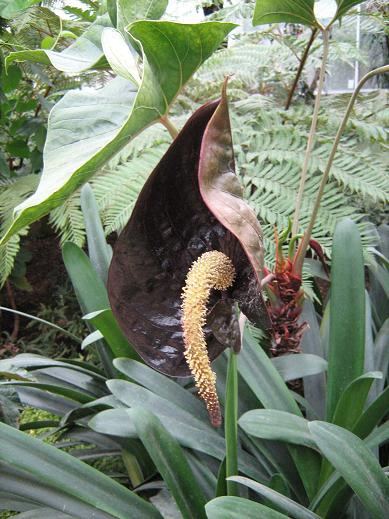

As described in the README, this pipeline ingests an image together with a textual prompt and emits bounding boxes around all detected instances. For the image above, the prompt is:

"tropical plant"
[0,1,388,518]
[0,0,388,287]
[1,215,388,517]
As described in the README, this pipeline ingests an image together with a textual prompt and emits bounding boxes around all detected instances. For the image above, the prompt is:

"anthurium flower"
[108,83,270,426]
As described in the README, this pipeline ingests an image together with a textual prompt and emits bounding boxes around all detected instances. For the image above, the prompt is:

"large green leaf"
[131,408,207,519]
[62,242,114,375]
[239,409,316,450]
[319,371,383,486]
[239,329,300,414]
[271,353,327,382]
[206,497,290,518]
[0,422,162,519]
[239,329,320,500]
[253,0,317,27]
[326,219,365,420]
[5,0,169,72]
[331,372,382,430]
[309,422,389,519]
[90,382,267,482]
[113,358,209,421]
[0,20,235,245]
[117,0,168,33]
[353,385,389,439]
[229,476,320,519]
[5,15,111,73]
[62,242,109,312]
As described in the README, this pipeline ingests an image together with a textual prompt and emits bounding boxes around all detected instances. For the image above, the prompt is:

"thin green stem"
[225,349,239,496]
[294,64,389,275]
[292,29,330,236]
[160,115,179,139]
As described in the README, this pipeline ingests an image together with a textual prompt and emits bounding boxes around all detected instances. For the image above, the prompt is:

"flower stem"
[294,64,389,275]
[160,115,179,139]
[285,28,318,110]
[225,348,239,496]
[292,29,330,236]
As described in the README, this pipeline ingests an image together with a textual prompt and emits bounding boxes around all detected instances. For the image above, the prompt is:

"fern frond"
[49,192,85,246]
[0,175,38,287]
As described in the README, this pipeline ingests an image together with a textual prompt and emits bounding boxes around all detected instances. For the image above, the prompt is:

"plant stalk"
[225,349,239,496]
[285,28,318,110]
[292,29,330,236]
[294,64,389,275]
[160,115,179,139]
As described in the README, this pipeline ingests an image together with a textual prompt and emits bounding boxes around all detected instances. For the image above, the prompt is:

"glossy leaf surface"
[108,90,269,377]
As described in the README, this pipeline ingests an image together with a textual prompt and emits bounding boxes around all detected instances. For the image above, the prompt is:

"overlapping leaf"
[0,21,236,245]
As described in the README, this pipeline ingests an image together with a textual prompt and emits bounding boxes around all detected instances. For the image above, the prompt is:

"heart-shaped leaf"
[5,14,111,74]
[253,0,318,28]
[1,21,235,245]
[101,28,141,83]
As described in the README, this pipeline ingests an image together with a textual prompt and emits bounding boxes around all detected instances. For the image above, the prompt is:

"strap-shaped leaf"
[206,496,290,518]
[309,422,389,519]
[326,219,365,420]
[253,0,317,27]
[239,409,317,450]
[331,372,382,430]
[0,422,162,519]
[131,408,207,519]
[0,21,235,245]
[271,353,327,382]
[229,476,321,519]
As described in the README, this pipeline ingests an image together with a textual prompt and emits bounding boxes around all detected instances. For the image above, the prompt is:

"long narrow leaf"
[225,351,239,496]
[229,476,321,519]
[206,496,290,518]
[309,421,389,519]
[131,407,207,519]
[0,423,162,519]
[327,219,365,420]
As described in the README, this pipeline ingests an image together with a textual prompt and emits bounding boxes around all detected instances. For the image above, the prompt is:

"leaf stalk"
[160,115,179,139]
[294,64,389,274]
[292,29,330,236]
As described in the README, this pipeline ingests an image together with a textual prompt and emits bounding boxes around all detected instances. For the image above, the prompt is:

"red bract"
[108,84,270,378]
